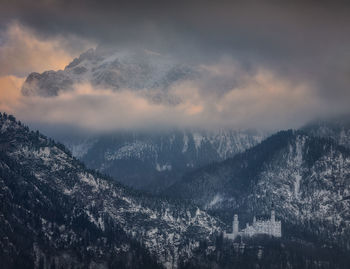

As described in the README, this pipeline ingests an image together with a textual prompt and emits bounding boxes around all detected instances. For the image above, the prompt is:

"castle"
[224,210,282,240]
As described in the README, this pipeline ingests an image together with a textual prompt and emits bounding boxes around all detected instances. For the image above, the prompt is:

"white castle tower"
[233,214,239,236]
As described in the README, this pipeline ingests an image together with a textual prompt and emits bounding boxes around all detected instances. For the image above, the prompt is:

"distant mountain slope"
[59,129,265,191]
[165,130,350,249]
[0,113,223,269]
[302,115,350,149]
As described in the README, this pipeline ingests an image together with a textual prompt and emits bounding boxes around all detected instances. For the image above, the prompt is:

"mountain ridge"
[0,112,224,269]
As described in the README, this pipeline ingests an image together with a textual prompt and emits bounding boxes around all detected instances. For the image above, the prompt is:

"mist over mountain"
[16,47,272,190]
[1,1,350,268]
[302,116,350,150]
[1,45,340,133]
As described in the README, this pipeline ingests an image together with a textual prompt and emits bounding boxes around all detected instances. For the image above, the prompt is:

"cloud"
[1,60,333,133]
[0,22,93,77]
[0,21,94,124]
[0,75,24,112]
[0,21,93,98]
[1,3,350,132]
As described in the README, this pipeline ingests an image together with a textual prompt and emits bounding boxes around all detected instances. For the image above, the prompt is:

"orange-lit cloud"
[0,22,87,76]
[0,22,94,116]
[0,76,24,113]
[1,66,327,132]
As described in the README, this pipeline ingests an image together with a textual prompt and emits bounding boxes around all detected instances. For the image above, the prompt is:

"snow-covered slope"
[59,129,265,191]
[302,116,350,149]
[166,130,350,249]
[0,113,223,268]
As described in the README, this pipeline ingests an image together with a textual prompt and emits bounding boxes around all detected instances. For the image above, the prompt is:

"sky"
[1,0,350,133]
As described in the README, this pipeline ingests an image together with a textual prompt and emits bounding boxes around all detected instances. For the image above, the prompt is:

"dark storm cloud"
[2,1,350,72]
[1,0,350,131]
[2,1,349,54]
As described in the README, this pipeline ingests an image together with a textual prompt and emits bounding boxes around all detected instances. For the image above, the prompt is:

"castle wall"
[224,212,282,240]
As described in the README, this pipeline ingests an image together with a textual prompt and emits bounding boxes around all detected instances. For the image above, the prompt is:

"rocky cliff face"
[21,47,196,105]
[0,113,223,269]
